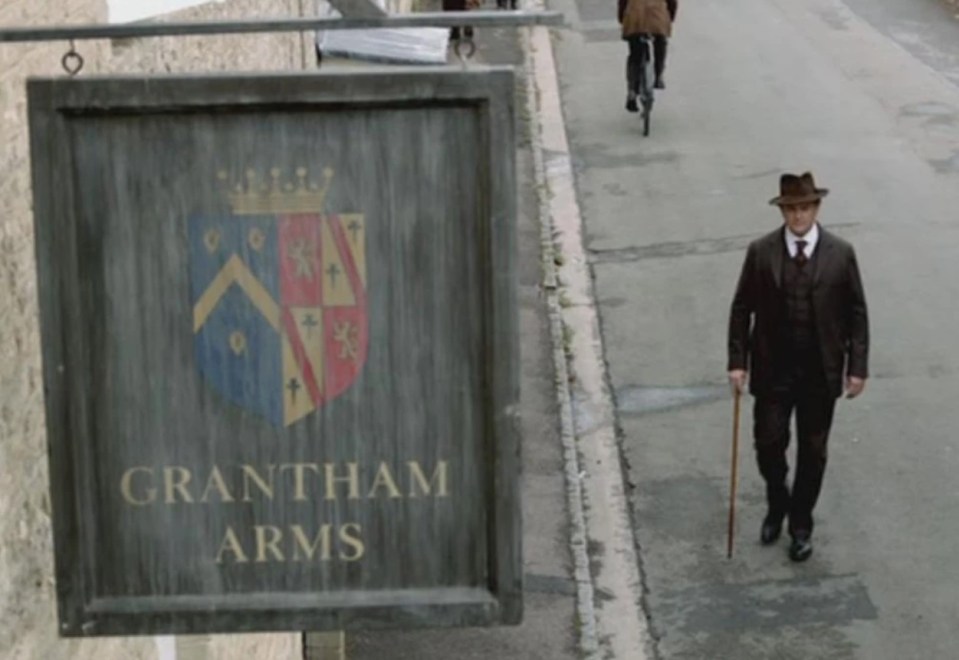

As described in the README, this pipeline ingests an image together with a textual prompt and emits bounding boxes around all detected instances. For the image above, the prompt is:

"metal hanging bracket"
[61,39,83,76]
[0,11,564,44]
[453,36,477,65]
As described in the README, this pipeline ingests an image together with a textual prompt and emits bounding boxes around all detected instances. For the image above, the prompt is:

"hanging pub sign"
[27,68,520,636]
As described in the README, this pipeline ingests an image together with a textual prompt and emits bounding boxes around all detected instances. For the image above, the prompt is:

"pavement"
[545,0,959,657]
[347,13,583,660]
[332,0,959,657]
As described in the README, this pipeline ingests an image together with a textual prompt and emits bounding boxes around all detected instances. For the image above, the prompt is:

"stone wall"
[0,1,309,658]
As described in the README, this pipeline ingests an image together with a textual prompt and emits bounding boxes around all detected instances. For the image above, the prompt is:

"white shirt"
[784,223,820,258]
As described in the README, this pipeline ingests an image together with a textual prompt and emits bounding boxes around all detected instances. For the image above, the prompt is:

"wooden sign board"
[27,68,520,636]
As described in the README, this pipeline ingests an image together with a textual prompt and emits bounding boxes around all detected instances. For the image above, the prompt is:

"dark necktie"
[795,240,808,266]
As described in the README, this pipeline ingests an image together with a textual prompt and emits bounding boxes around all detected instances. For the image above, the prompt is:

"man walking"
[727,172,869,562]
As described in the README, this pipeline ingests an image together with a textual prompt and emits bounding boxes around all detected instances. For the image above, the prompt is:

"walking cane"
[727,387,742,559]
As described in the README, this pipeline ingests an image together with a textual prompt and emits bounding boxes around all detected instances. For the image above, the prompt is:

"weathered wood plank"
[485,68,523,626]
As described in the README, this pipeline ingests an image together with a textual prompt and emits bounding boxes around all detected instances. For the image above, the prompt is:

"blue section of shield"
[188,215,280,303]
[194,286,283,427]
[189,215,283,427]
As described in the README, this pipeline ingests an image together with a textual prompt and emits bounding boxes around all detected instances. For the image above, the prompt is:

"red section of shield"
[278,213,368,409]
[323,214,369,399]
[326,213,367,309]
[323,306,369,399]
[279,215,323,307]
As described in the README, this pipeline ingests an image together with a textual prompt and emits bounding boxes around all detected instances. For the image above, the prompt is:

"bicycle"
[627,33,656,136]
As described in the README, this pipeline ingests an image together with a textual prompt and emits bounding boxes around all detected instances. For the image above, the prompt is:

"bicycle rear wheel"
[638,38,655,136]
[639,79,653,136]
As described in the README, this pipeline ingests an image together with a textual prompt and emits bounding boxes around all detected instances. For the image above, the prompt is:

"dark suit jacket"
[727,225,869,398]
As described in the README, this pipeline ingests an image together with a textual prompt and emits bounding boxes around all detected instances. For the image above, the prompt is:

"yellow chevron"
[193,255,280,333]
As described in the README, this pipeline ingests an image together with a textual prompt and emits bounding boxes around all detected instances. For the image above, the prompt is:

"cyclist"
[618,0,678,112]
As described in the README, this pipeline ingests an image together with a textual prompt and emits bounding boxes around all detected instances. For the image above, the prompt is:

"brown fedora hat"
[768,171,830,206]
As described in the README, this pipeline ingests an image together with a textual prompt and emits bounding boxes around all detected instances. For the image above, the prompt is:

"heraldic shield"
[189,168,368,428]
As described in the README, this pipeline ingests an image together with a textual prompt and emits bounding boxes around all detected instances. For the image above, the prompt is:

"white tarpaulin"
[316,1,450,65]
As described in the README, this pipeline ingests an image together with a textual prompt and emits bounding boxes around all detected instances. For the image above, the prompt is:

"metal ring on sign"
[453,36,476,64]
[62,41,84,76]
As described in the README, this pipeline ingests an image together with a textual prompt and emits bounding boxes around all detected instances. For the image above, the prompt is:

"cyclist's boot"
[654,39,667,89]
[653,64,666,90]
[626,59,640,112]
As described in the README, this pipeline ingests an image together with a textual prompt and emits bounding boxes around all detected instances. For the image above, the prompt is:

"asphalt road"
[548,0,959,657]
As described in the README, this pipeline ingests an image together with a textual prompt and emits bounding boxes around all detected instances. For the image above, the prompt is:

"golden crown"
[219,167,334,215]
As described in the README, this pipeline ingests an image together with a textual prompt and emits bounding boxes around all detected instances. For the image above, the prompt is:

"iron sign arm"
[0,11,565,44]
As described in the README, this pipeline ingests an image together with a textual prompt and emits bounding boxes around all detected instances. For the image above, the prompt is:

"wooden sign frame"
[27,68,520,637]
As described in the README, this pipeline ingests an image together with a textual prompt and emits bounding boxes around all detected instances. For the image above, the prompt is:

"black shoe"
[789,533,813,562]
[654,77,665,90]
[626,97,639,113]
[760,513,784,545]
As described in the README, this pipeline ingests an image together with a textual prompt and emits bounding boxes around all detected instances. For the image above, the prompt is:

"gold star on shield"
[248,227,266,252]
[203,229,221,254]
[229,331,247,356]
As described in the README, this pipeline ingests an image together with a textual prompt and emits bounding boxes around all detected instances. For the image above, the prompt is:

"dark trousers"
[626,34,668,92]
[443,0,473,39]
[754,382,837,536]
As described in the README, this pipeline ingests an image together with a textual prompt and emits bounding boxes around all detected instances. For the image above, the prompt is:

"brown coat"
[727,227,870,399]
[443,0,482,9]
[618,0,675,38]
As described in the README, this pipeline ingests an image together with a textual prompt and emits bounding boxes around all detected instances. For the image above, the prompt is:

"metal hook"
[61,39,84,76]
[453,35,476,65]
